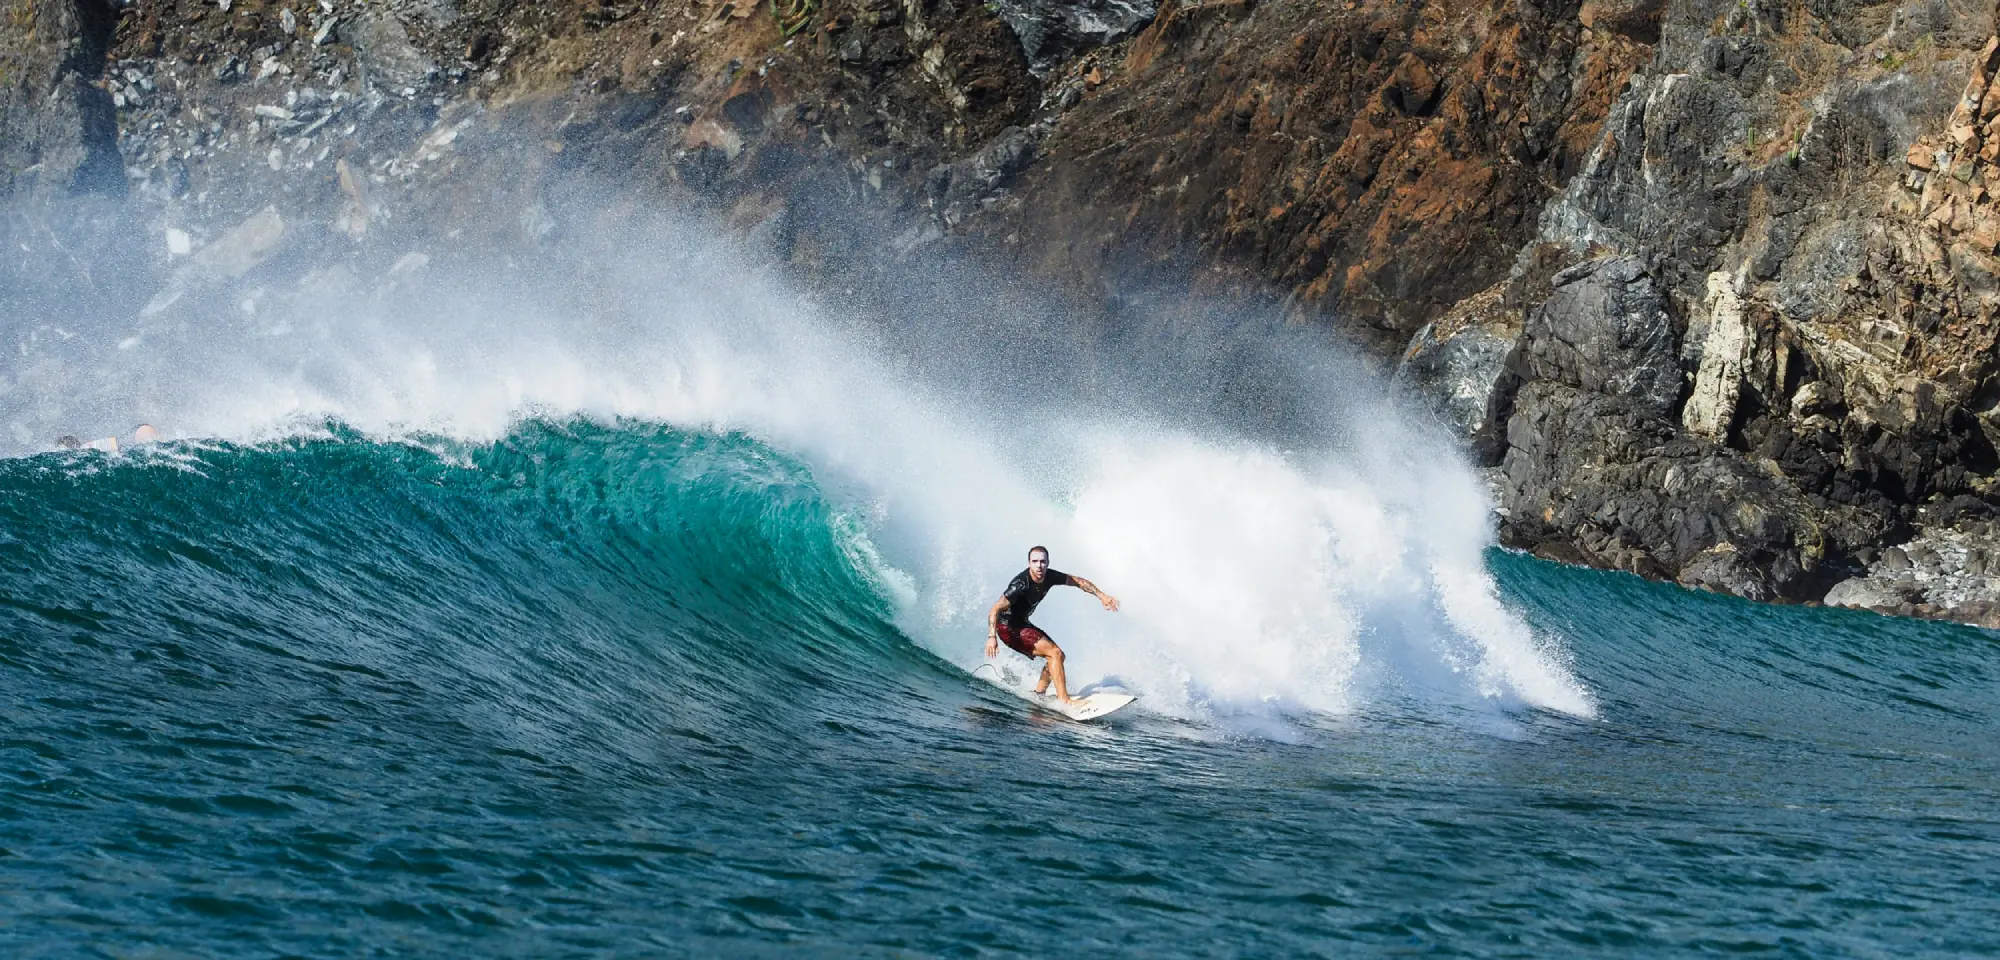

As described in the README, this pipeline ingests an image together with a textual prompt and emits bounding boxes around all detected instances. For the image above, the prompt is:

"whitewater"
[4,206,1588,726]
[3,205,1995,957]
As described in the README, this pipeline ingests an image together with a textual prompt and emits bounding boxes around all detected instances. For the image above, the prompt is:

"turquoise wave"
[0,422,942,761]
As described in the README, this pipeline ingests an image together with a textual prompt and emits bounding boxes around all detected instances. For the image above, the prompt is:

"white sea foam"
[0,207,1594,726]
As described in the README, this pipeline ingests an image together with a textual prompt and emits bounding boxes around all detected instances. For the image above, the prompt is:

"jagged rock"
[1540,70,1755,298]
[350,13,436,91]
[142,206,289,315]
[1677,541,1773,601]
[926,126,1038,226]
[1683,270,1749,441]
[986,0,1157,72]
[0,0,123,199]
[192,206,288,279]
[1518,255,1682,418]
[1393,283,1522,466]
[1016,0,1650,349]
[1499,379,1849,600]
[335,159,372,239]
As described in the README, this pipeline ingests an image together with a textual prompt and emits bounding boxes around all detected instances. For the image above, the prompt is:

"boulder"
[1518,255,1683,418]
[1677,541,1773,601]
[1393,284,1523,466]
[1498,379,1874,602]
[351,13,437,91]
[1823,577,1924,611]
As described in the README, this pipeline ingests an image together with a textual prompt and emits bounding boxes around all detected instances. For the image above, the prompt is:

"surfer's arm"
[985,597,1009,657]
[1068,576,1120,612]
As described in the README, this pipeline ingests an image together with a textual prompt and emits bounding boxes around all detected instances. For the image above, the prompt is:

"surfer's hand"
[985,634,998,658]
[1100,593,1120,612]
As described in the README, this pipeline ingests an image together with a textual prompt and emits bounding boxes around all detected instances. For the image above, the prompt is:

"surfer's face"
[1028,552,1049,580]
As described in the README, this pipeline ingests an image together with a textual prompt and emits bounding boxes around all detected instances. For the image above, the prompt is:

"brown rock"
[1927,196,1957,229]
[1384,53,1438,116]
[1909,141,1937,170]
[1969,213,2000,254]
[993,0,1653,352]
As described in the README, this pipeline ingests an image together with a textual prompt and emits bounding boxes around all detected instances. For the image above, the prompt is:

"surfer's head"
[1027,545,1050,580]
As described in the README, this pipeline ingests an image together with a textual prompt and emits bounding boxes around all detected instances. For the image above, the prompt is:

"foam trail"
[0,206,1593,725]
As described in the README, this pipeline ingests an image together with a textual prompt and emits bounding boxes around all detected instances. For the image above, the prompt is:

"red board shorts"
[995,622,1051,657]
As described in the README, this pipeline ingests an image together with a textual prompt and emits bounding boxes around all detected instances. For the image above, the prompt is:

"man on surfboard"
[985,546,1119,705]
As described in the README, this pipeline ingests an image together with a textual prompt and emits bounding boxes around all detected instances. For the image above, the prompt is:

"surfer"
[985,546,1119,705]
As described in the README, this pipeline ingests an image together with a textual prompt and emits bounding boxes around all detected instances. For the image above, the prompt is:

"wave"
[1,206,1593,728]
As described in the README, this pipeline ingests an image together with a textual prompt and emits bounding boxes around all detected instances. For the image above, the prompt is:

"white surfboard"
[972,663,1138,722]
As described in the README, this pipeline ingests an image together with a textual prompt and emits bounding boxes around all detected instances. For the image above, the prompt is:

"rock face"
[1518,256,1682,418]
[926,125,1039,227]
[0,0,122,199]
[996,0,1657,353]
[1403,0,2000,620]
[6,0,2000,624]
[987,0,1158,71]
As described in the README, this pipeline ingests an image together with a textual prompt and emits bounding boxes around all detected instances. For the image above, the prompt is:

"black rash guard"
[998,568,1072,627]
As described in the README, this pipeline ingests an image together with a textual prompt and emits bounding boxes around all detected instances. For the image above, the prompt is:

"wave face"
[3,210,1995,954]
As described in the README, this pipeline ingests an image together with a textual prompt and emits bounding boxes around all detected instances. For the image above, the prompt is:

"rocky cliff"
[5,0,2000,623]
[1403,0,2000,622]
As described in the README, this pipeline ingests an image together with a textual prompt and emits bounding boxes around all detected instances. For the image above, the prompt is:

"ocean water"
[2,424,1994,957]
[3,209,1995,956]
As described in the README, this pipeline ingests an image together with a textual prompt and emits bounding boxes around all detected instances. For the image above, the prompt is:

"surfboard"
[972,663,1138,722]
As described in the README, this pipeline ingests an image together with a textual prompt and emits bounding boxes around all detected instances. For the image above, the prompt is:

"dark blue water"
[2,422,1995,957]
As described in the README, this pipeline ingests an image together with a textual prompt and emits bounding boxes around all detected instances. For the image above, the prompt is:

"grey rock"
[926,126,1038,227]
[142,206,290,316]
[0,0,124,201]
[1677,541,1773,602]
[1518,255,1683,418]
[1823,577,1925,611]
[1538,72,1753,297]
[1394,303,1523,467]
[987,0,1157,72]
[351,13,437,91]
[1880,546,1912,572]
[1498,375,1886,602]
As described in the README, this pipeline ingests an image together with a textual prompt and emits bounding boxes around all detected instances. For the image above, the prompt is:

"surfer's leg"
[1029,638,1070,702]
